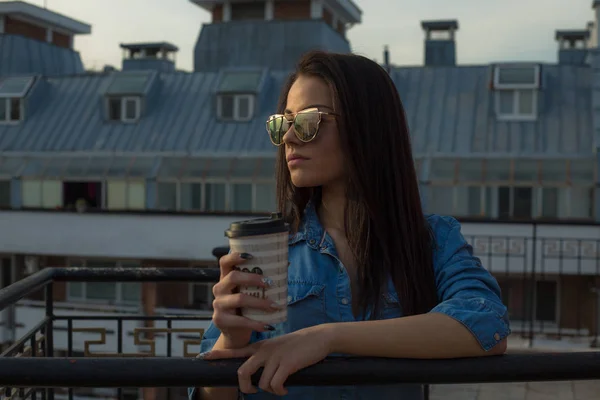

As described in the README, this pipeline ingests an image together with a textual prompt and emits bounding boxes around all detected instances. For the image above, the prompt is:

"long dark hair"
[275,51,438,318]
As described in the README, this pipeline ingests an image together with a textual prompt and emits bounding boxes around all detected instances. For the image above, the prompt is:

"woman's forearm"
[327,312,507,359]
[200,333,250,400]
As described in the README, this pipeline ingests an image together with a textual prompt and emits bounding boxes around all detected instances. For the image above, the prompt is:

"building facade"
[0,0,598,355]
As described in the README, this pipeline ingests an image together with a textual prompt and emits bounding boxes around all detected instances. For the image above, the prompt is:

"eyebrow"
[284,104,334,114]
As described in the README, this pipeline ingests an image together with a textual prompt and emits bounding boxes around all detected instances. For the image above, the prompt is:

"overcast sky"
[11,0,593,71]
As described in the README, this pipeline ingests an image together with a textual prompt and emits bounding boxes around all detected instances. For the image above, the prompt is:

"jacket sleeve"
[428,217,511,351]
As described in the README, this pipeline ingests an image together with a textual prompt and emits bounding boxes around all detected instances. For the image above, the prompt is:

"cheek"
[288,132,345,187]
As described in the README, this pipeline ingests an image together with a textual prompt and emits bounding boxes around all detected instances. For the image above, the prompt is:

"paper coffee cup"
[225,213,289,324]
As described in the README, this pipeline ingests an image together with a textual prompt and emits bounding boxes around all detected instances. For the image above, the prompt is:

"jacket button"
[309,239,316,245]
[341,298,349,305]
[494,333,501,341]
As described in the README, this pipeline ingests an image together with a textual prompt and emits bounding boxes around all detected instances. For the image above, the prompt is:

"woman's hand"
[213,252,282,348]
[202,324,335,396]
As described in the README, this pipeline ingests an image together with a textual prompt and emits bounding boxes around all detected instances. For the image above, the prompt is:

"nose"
[282,122,300,146]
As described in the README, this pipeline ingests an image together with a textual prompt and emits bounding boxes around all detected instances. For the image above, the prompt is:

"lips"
[286,154,309,162]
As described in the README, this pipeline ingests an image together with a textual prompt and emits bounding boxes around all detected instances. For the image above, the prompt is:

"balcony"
[0,265,599,400]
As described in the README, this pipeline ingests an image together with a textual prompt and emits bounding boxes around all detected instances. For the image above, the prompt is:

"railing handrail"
[1,353,599,387]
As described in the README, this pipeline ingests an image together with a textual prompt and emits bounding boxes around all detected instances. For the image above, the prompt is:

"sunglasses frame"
[265,107,338,146]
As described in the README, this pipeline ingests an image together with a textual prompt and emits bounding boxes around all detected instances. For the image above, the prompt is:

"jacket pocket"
[284,282,327,333]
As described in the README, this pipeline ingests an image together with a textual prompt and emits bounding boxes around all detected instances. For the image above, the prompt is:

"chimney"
[383,45,390,73]
[555,30,589,65]
[421,20,459,67]
[120,42,178,72]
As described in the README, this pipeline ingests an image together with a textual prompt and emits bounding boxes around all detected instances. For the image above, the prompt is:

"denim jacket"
[190,201,511,399]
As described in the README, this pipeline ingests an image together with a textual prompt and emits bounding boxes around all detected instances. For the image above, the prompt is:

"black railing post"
[45,282,55,400]
[529,223,538,348]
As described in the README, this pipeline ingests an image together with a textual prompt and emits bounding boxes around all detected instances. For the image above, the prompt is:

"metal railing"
[0,234,598,399]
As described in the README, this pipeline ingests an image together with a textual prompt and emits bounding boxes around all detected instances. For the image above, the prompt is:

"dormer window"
[108,96,141,122]
[217,94,254,121]
[103,71,155,124]
[0,77,35,124]
[216,70,264,122]
[493,64,540,121]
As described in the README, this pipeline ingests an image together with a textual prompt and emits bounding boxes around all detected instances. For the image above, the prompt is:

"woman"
[192,51,510,399]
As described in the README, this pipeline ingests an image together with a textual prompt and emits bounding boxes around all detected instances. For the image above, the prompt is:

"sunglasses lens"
[294,112,320,142]
[267,115,286,145]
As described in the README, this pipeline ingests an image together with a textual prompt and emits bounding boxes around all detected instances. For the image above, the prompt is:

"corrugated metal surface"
[193,20,351,72]
[0,34,85,76]
[0,61,591,158]
[0,70,285,155]
[391,64,593,157]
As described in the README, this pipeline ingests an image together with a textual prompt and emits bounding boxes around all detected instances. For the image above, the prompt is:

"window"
[181,182,202,211]
[0,98,22,123]
[217,94,254,121]
[0,77,34,124]
[107,96,141,122]
[21,180,63,209]
[205,183,226,211]
[68,261,141,304]
[498,186,532,220]
[107,181,145,210]
[231,1,266,20]
[255,183,276,212]
[231,183,252,212]
[493,65,539,121]
[156,182,177,211]
[63,181,102,210]
[0,181,10,208]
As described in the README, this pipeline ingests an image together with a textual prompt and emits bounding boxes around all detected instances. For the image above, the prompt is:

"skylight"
[0,77,35,98]
[217,71,263,93]
[105,71,155,96]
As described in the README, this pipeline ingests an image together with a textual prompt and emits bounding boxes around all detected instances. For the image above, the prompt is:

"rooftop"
[0,1,91,34]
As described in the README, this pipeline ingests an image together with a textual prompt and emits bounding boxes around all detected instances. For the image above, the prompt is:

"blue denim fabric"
[190,201,510,399]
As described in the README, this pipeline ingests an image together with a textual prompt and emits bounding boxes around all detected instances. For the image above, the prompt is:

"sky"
[9,0,594,71]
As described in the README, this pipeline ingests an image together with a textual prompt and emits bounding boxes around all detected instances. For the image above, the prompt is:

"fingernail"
[265,325,276,331]
[262,277,274,287]
[196,351,210,359]
[240,253,253,260]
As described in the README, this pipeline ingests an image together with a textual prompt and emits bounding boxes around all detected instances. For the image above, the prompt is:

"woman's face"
[283,75,345,189]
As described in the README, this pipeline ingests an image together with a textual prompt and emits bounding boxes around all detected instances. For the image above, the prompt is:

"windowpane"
[87,283,117,301]
[428,186,454,215]
[107,181,127,209]
[157,182,177,211]
[571,159,594,184]
[0,181,10,207]
[9,98,20,121]
[429,159,455,182]
[121,282,141,302]
[541,188,558,218]
[255,183,276,212]
[205,183,226,211]
[498,91,514,115]
[22,180,42,208]
[455,186,481,217]
[457,160,483,182]
[124,99,138,120]
[42,180,62,208]
[219,95,234,119]
[518,90,534,115]
[498,187,511,219]
[497,66,537,85]
[108,98,121,120]
[127,181,146,209]
[486,160,511,181]
[231,183,252,212]
[237,96,251,119]
[181,183,202,210]
[513,187,532,219]
[541,160,568,183]
[571,187,593,219]
[0,98,6,121]
[514,160,537,182]
[68,282,83,298]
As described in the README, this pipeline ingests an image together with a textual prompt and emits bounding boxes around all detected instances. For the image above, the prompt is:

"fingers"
[237,355,263,394]
[269,364,292,396]
[258,359,278,395]
[213,292,282,314]
[213,269,271,297]
[211,312,276,333]
[204,344,257,360]
[219,252,253,278]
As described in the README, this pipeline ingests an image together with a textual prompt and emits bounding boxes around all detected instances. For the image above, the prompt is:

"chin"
[289,171,324,188]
